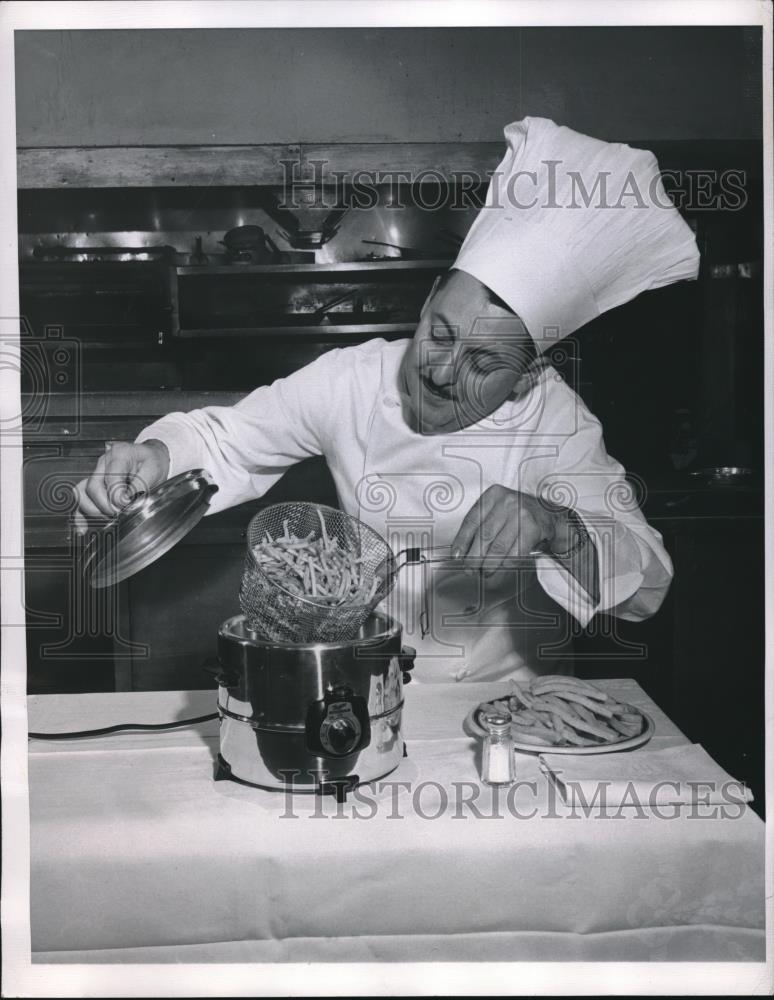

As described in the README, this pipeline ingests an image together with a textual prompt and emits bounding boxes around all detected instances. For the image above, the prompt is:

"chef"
[74,117,700,683]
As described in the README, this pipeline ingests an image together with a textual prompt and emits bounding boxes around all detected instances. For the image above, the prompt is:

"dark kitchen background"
[16,27,765,808]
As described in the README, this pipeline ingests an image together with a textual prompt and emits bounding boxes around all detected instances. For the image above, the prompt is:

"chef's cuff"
[535,556,592,627]
[535,512,645,627]
[135,416,205,482]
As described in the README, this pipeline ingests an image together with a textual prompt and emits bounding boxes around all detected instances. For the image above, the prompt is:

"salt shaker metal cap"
[483,712,511,736]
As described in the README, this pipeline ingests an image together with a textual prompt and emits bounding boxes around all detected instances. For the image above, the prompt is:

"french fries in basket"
[252,512,380,607]
[478,676,645,748]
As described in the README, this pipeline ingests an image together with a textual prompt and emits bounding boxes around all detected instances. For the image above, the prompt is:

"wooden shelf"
[17,141,764,191]
[176,260,450,276]
[16,143,502,189]
[21,390,247,418]
[174,323,414,339]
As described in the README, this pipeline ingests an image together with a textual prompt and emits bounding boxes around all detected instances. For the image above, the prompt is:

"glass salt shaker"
[481,712,515,786]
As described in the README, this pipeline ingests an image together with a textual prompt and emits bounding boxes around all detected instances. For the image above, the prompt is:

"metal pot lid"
[83,469,218,588]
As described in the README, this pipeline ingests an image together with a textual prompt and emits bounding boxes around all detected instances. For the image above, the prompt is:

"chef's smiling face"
[398,269,535,434]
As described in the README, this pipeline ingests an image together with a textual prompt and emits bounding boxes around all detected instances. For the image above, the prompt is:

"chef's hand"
[451,485,562,576]
[72,439,169,535]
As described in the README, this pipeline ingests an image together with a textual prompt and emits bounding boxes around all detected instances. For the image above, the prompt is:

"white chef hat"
[454,117,700,351]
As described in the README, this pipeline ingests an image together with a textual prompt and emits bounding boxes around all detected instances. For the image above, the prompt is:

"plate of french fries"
[465,675,654,754]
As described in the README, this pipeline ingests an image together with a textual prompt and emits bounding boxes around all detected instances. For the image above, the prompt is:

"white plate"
[463,700,655,755]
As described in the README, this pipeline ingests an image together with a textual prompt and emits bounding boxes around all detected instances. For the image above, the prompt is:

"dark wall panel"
[15,27,762,147]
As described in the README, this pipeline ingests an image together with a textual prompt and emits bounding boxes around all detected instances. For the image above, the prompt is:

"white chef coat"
[136,339,673,683]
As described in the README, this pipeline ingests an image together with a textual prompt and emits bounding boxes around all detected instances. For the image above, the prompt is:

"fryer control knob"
[305,687,370,759]
[321,705,362,756]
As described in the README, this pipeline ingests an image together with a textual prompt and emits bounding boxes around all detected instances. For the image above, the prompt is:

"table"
[28,679,764,963]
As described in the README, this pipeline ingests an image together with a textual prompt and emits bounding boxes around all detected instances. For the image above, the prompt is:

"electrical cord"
[28,713,219,741]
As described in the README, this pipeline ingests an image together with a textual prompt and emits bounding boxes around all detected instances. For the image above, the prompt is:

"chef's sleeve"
[533,406,673,628]
[134,348,343,514]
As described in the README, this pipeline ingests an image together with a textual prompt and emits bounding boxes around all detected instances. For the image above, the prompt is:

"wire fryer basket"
[239,502,397,643]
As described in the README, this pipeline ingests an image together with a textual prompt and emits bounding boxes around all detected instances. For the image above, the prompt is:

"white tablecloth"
[28,679,764,963]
